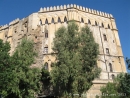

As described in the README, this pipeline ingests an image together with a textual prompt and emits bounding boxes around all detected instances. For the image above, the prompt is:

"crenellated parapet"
[38,4,114,19]
[9,18,19,26]
[0,24,9,31]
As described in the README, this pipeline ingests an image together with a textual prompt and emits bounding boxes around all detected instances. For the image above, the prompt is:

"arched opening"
[51,18,54,23]
[44,62,48,70]
[95,21,98,26]
[102,23,104,27]
[81,18,84,23]
[88,19,91,24]
[109,63,113,72]
[39,19,42,25]
[103,34,107,41]
[58,17,61,23]
[45,19,48,24]
[108,24,110,29]
[64,16,67,22]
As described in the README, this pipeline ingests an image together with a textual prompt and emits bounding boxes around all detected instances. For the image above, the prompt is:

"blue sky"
[0,0,130,72]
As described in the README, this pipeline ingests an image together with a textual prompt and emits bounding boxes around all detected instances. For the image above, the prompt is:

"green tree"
[10,38,41,98]
[0,38,41,98]
[51,22,101,98]
[0,39,16,97]
[100,73,130,98]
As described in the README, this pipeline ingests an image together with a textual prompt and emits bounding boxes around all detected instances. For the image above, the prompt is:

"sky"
[0,0,130,72]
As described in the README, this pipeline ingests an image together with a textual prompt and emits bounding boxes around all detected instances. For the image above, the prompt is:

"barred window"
[44,47,48,53]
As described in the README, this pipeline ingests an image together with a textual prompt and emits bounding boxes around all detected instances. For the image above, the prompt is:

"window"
[95,21,98,26]
[102,23,104,28]
[45,19,48,24]
[106,48,109,54]
[103,34,107,41]
[64,16,67,22]
[88,19,91,24]
[39,19,42,25]
[44,62,48,70]
[51,18,54,23]
[111,74,115,79]
[45,32,48,38]
[108,24,110,29]
[81,18,84,23]
[109,63,113,72]
[44,47,48,53]
[58,17,61,23]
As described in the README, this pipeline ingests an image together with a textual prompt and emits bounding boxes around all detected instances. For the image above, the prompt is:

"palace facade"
[0,4,127,98]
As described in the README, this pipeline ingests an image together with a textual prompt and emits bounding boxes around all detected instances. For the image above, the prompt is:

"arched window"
[51,18,54,23]
[109,63,113,72]
[45,27,48,38]
[58,17,61,23]
[64,16,67,22]
[39,19,42,25]
[102,23,104,28]
[44,62,48,70]
[111,74,115,79]
[88,19,91,24]
[81,18,84,23]
[95,21,98,26]
[103,34,107,41]
[108,24,110,29]
[45,19,48,24]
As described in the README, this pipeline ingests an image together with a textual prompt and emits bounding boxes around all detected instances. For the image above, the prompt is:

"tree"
[0,38,41,98]
[10,38,41,98]
[51,22,101,98]
[100,73,130,98]
[0,39,16,97]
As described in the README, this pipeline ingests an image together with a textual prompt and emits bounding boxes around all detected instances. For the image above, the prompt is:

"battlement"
[39,4,113,18]
[9,18,19,26]
[0,24,9,30]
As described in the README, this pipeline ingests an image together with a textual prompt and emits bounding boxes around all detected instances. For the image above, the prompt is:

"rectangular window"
[103,34,107,41]
[106,48,109,54]
[44,47,48,53]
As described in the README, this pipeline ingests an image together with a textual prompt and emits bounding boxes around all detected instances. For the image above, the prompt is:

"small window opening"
[106,48,110,54]
[45,19,48,24]
[88,19,91,24]
[81,18,84,23]
[58,17,61,23]
[103,34,107,41]
[102,23,104,27]
[64,16,67,22]
[108,24,110,29]
[51,18,54,23]
[109,63,113,72]
[95,21,98,26]
[44,62,48,70]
